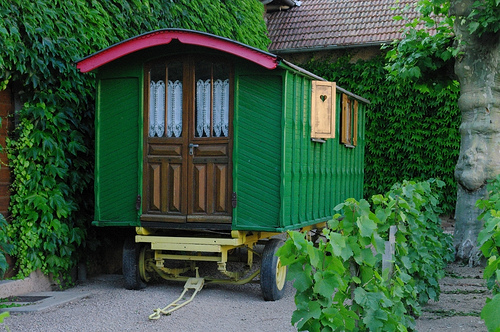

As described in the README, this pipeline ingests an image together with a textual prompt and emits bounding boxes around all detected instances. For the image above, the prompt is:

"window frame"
[341,93,359,148]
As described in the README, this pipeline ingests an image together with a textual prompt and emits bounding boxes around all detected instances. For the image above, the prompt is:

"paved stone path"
[416,262,489,332]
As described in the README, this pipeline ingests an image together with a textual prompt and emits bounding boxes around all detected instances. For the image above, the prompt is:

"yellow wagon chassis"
[134,223,323,285]
[136,228,283,284]
[128,223,325,319]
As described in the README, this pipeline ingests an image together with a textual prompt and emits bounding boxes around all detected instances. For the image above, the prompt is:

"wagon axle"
[123,230,288,302]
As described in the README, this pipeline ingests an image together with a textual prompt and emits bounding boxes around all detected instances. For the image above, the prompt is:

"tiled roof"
[266,0,421,52]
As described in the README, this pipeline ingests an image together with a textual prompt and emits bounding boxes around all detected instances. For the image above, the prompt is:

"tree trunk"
[451,0,500,265]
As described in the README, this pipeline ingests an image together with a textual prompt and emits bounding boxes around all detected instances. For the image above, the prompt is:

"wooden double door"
[141,57,233,224]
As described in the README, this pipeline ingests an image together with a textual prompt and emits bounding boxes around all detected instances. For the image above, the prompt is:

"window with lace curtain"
[195,60,230,138]
[147,59,230,139]
[148,61,183,138]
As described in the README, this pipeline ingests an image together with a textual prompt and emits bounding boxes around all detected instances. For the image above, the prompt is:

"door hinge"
[231,192,237,208]
[136,195,141,211]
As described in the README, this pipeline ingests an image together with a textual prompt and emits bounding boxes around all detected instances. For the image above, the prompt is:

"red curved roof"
[77,29,278,73]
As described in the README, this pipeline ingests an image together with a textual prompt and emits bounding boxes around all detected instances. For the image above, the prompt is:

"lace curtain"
[196,79,211,137]
[149,80,183,137]
[214,79,229,137]
[149,78,229,138]
[196,79,229,137]
[167,80,183,137]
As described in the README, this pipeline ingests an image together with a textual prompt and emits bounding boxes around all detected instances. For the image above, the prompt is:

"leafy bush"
[476,175,500,331]
[279,199,415,331]
[279,179,453,331]
[373,179,454,306]
[0,0,269,281]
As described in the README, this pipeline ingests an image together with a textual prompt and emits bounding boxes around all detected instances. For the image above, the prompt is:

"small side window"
[311,81,336,139]
[341,94,358,147]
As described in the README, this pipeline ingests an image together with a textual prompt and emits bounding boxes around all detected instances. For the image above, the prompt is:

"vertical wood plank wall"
[232,73,283,230]
[95,77,140,224]
[233,68,366,232]
[280,72,365,230]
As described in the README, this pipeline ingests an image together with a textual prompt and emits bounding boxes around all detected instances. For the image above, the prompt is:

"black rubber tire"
[122,237,146,290]
[260,239,288,301]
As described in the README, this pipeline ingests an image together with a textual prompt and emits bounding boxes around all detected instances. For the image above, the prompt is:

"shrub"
[476,175,500,331]
[279,179,453,331]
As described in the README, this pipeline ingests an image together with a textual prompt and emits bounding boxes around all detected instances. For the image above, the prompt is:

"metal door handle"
[188,143,199,155]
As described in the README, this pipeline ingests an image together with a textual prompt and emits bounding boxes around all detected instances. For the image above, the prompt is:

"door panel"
[149,144,182,156]
[144,141,186,218]
[192,164,207,213]
[167,163,182,212]
[142,57,232,225]
[214,164,228,212]
[189,141,231,220]
[148,163,161,211]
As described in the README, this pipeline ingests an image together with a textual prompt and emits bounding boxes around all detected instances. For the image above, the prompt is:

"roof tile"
[266,0,422,52]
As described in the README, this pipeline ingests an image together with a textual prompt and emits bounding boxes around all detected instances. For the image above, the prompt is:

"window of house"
[341,93,358,147]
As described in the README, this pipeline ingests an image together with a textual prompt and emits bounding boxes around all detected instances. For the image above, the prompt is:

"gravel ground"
[4,275,298,332]
[2,230,490,332]
[3,262,490,332]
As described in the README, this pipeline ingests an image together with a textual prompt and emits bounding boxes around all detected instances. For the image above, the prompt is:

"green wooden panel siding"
[232,74,283,230]
[280,72,366,230]
[232,69,366,232]
[281,71,333,229]
[331,94,366,206]
[95,77,140,225]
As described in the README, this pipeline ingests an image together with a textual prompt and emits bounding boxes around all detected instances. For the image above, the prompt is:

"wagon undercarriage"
[122,227,300,302]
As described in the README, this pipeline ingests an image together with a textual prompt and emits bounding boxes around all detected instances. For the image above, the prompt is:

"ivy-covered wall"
[0,0,269,280]
[300,55,461,215]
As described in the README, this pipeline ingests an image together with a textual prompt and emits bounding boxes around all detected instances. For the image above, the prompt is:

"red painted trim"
[77,29,278,72]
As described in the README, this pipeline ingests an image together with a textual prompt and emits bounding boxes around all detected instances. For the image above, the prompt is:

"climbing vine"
[0,0,269,281]
[0,214,12,278]
[301,55,461,215]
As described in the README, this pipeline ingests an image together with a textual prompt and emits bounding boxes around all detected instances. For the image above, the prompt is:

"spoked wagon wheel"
[260,239,288,301]
[139,243,154,283]
[123,237,146,290]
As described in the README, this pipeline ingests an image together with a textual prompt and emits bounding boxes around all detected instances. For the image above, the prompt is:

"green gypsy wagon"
[77,29,369,303]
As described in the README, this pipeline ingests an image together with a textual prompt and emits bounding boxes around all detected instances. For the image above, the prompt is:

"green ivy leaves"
[301,55,460,215]
[0,215,12,277]
[6,106,85,278]
[0,0,270,282]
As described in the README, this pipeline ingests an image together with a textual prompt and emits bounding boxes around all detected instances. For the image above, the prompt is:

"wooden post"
[382,226,397,276]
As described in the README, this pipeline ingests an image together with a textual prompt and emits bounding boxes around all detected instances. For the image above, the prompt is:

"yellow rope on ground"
[149,274,204,320]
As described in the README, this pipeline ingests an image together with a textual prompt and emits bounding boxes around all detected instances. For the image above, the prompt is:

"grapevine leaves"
[481,294,500,332]
[279,179,453,331]
[477,175,500,331]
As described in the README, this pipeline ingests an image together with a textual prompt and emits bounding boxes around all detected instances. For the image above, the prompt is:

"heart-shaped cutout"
[320,95,327,102]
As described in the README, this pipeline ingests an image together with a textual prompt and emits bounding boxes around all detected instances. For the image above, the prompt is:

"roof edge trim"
[280,60,370,104]
[77,29,279,72]
[269,41,389,54]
